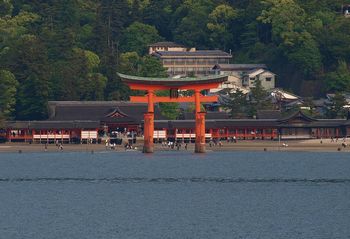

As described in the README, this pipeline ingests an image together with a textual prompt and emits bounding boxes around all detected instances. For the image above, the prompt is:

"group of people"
[209,139,223,147]
[55,140,63,150]
[329,136,348,143]
[321,137,348,148]
[105,140,117,150]
[124,143,136,150]
[161,141,188,150]
[227,136,238,143]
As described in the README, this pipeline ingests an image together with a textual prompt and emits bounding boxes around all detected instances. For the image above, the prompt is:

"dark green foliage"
[120,22,163,55]
[222,89,248,118]
[16,73,49,120]
[248,79,273,117]
[325,61,350,92]
[223,79,273,118]
[139,55,167,77]
[325,93,347,119]
[0,0,13,17]
[1,0,350,120]
[0,70,18,118]
[173,0,215,48]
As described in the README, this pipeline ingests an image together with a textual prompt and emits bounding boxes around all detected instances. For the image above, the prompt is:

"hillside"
[1,0,350,120]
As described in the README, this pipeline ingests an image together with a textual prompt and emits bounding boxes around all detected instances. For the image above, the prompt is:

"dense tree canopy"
[1,0,350,120]
[0,70,18,118]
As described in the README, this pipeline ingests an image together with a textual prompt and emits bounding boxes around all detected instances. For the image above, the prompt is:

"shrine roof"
[47,101,166,122]
[117,73,228,86]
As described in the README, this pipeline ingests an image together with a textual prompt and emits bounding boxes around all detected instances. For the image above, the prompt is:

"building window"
[197,59,207,65]
[250,77,255,81]
[163,59,173,65]
[187,58,195,64]
[174,59,184,65]
[208,59,217,64]
[266,77,272,82]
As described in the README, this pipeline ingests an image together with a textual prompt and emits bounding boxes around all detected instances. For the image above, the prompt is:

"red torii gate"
[118,73,228,153]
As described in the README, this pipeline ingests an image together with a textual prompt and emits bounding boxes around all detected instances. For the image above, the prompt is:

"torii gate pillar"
[195,90,206,153]
[143,90,154,153]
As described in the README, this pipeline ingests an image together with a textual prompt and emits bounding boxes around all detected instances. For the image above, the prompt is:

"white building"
[242,68,276,89]
[149,42,232,76]
[148,42,188,54]
[210,64,275,93]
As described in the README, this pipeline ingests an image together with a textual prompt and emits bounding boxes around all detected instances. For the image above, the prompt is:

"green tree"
[0,70,18,118]
[49,48,87,100]
[325,61,350,92]
[258,0,322,75]
[0,0,13,17]
[142,0,176,40]
[120,21,163,55]
[173,0,215,48]
[207,4,238,50]
[92,0,129,100]
[248,79,273,117]
[80,73,108,100]
[139,55,167,77]
[317,18,350,70]
[16,73,49,120]
[83,49,101,71]
[222,89,248,118]
[326,93,347,119]
[72,48,108,100]
[0,10,39,60]
[0,112,5,128]
[156,90,180,120]
[118,51,142,75]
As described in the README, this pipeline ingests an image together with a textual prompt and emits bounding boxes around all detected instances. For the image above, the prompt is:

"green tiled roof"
[117,73,228,85]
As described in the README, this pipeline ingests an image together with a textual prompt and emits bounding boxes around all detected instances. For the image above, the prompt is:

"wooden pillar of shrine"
[143,90,154,153]
[195,90,206,153]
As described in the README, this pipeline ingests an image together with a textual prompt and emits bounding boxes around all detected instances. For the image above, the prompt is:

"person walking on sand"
[59,143,63,151]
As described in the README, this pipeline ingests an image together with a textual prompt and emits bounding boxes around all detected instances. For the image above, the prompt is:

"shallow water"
[0,151,349,239]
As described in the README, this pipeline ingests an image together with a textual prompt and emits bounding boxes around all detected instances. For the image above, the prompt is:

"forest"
[1,0,350,121]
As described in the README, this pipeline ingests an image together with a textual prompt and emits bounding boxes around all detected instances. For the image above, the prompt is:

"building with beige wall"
[210,64,275,93]
[149,42,232,76]
[242,69,276,90]
[148,42,188,54]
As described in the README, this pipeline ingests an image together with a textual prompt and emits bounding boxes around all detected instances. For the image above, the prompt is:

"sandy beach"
[0,139,349,153]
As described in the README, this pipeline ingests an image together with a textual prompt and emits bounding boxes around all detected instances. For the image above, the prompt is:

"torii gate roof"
[117,73,228,87]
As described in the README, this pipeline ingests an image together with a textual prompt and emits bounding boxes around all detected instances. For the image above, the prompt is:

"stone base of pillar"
[143,145,154,153]
[195,143,206,153]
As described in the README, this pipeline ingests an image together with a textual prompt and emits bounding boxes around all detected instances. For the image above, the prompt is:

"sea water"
[0,151,349,239]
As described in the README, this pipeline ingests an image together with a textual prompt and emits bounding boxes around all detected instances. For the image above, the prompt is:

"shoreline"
[0,139,349,153]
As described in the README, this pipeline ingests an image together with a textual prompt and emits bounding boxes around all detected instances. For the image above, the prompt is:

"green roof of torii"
[117,73,228,86]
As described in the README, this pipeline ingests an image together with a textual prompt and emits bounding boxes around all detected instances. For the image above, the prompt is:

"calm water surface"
[0,151,349,239]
